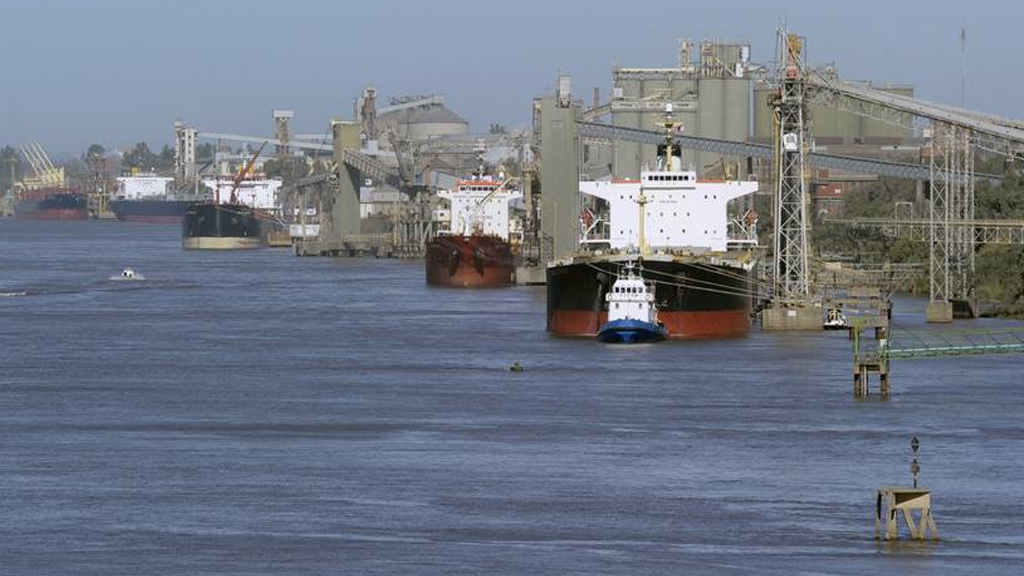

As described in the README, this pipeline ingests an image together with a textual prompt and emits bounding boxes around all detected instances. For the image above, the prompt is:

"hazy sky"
[1,0,1018,155]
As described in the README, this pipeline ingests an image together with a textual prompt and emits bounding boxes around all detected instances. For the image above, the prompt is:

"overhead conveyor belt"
[195,131,403,187]
[577,121,1000,182]
[806,73,1024,151]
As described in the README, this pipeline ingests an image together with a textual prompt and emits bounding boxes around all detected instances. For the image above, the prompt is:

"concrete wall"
[538,96,580,260]
[330,121,362,241]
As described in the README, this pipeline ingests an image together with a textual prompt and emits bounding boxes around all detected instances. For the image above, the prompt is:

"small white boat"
[598,261,668,343]
[110,267,145,281]
[824,307,849,330]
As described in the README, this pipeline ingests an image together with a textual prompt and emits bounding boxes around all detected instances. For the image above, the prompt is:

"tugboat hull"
[598,319,667,343]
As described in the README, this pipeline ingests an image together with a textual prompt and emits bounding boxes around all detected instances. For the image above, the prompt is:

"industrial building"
[610,40,756,178]
[605,40,916,184]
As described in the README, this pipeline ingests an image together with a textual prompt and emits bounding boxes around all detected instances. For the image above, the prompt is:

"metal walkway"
[826,217,1024,245]
[885,327,1024,360]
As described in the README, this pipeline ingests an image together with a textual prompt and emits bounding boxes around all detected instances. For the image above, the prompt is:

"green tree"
[122,142,158,172]
[1,145,22,192]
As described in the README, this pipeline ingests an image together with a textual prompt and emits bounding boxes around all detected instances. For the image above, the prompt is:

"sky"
[0,0,1019,156]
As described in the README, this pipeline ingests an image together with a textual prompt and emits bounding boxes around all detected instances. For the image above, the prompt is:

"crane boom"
[229,141,267,204]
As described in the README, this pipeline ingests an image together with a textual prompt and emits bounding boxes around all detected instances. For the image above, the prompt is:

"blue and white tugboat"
[597,262,668,343]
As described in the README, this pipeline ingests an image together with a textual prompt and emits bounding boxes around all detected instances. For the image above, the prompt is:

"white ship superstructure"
[202,177,283,210]
[581,172,757,252]
[437,176,522,240]
[115,175,174,200]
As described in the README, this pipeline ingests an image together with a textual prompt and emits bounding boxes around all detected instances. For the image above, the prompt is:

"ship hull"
[181,203,264,250]
[425,235,515,288]
[547,257,754,340]
[111,199,196,224]
[14,192,88,221]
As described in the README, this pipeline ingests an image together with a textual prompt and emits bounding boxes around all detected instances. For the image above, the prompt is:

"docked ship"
[10,144,86,221]
[14,187,88,220]
[181,146,283,250]
[110,174,200,223]
[182,202,264,249]
[547,108,760,340]
[111,198,197,223]
[425,175,522,287]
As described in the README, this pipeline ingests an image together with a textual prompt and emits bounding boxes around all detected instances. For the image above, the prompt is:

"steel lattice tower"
[772,32,811,305]
[928,122,975,318]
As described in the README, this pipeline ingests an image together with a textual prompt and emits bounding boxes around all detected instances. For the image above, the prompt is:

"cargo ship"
[111,199,197,223]
[425,175,522,287]
[110,174,200,223]
[182,144,282,250]
[14,188,88,220]
[182,202,264,249]
[547,108,761,339]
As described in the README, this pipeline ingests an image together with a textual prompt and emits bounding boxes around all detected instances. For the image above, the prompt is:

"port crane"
[227,141,267,204]
[14,142,65,195]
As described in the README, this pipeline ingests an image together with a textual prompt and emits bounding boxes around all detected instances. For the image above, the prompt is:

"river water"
[1,220,1022,575]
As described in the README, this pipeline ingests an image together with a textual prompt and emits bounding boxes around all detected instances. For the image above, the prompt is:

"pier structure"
[876,437,939,542]
[852,317,891,398]
[851,321,1024,396]
[876,487,939,541]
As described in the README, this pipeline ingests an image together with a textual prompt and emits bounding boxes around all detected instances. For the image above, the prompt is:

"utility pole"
[959,27,967,108]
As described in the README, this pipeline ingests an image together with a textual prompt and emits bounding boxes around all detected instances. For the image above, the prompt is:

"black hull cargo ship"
[181,203,263,250]
[111,199,196,224]
[547,107,761,340]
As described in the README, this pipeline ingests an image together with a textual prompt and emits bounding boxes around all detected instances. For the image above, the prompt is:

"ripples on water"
[1,220,1022,575]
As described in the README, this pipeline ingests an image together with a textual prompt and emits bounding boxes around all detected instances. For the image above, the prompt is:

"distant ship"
[547,107,761,340]
[111,199,197,223]
[14,188,88,220]
[110,174,200,224]
[10,144,85,221]
[425,175,522,287]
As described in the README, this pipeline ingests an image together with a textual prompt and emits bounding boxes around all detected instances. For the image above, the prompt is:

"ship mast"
[662,103,676,171]
[637,188,649,257]
[639,104,678,258]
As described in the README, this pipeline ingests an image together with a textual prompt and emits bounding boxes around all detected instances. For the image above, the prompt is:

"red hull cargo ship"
[425,234,516,287]
[425,176,521,288]
[14,188,88,220]
[546,112,761,340]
